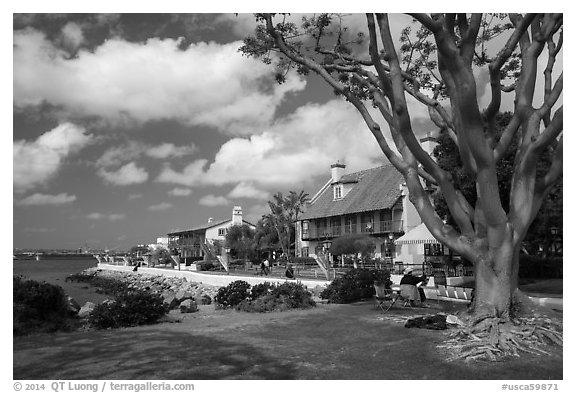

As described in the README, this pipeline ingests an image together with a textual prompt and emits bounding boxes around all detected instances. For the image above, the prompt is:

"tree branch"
[408,13,442,33]
[485,13,537,123]
[493,114,521,162]
[533,106,563,153]
[460,14,482,63]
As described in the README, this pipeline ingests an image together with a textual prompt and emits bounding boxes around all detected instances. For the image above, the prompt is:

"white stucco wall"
[205,222,232,243]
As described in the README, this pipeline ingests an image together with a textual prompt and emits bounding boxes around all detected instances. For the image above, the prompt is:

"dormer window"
[334,184,343,200]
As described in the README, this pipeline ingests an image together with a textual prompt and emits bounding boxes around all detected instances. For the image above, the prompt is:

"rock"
[78,302,96,318]
[175,289,195,303]
[179,299,198,313]
[195,294,212,305]
[66,296,81,314]
[446,314,464,326]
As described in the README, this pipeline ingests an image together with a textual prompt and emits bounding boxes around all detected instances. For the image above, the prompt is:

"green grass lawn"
[13,300,562,380]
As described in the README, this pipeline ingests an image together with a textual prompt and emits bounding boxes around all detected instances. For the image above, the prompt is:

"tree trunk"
[472,243,516,319]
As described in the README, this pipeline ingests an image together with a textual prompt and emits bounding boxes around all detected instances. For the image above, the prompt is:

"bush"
[271,282,316,309]
[320,268,392,303]
[13,275,74,336]
[89,290,168,329]
[215,280,316,312]
[250,282,275,300]
[214,280,251,309]
[237,282,316,312]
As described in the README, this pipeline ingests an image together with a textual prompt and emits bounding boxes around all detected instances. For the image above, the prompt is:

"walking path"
[97,263,331,289]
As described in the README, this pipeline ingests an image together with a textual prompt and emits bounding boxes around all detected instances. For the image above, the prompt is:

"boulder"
[195,294,212,305]
[78,302,96,318]
[175,289,195,303]
[179,299,198,313]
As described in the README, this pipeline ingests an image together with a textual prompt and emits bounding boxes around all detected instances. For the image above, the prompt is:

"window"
[301,247,309,257]
[218,228,226,236]
[334,185,343,200]
[344,215,356,233]
[302,221,309,237]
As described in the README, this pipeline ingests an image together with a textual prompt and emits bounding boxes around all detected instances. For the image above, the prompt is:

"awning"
[395,223,441,245]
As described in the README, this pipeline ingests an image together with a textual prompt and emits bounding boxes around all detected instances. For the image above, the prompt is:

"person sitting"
[285,264,295,279]
[400,267,428,306]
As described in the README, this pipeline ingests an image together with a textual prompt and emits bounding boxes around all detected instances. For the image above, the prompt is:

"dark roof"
[167,219,256,236]
[299,165,404,220]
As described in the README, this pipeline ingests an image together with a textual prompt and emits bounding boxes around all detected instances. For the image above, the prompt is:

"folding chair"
[374,282,396,312]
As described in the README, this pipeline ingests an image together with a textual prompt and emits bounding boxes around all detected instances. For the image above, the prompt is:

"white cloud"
[14,30,306,134]
[128,193,143,200]
[86,212,126,221]
[155,100,388,190]
[96,142,196,169]
[13,122,93,193]
[148,202,173,211]
[168,187,192,197]
[95,142,145,168]
[146,143,197,159]
[17,192,77,206]
[228,182,269,200]
[199,194,229,207]
[60,22,84,51]
[156,159,208,186]
[97,162,149,185]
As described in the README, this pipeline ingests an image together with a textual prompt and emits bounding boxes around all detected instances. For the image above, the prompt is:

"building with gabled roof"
[167,206,255,263]
[296,162,423,266]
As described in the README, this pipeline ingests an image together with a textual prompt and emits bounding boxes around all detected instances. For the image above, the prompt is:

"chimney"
[232,206,243,226]
[331,161,346,183]
[208,217,213,223]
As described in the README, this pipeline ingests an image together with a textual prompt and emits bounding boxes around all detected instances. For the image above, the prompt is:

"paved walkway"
[97,263,331,289]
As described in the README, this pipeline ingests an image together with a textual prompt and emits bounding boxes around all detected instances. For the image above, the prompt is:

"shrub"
[237,282,316,312]
[250,282,275,300]
[320,268,392,303]
[215,280,316,312]
[271,282,316,309]
[89,290,168,329]
[214,280,251,309]
[13,275,74,336]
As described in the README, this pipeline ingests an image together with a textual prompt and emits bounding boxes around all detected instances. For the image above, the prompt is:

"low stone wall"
[97,263,330,292]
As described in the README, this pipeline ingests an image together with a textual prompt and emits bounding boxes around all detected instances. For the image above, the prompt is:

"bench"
[436,284,473,303]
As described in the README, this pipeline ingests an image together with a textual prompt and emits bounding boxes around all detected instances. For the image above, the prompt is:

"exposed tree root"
[437,313,563,362]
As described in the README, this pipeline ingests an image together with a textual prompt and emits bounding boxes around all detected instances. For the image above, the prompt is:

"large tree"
[264,190,310,259]
[241,13,562,359]
[225,224,257,261]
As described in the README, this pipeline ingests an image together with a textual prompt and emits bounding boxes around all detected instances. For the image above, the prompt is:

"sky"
[11,10,563,251]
